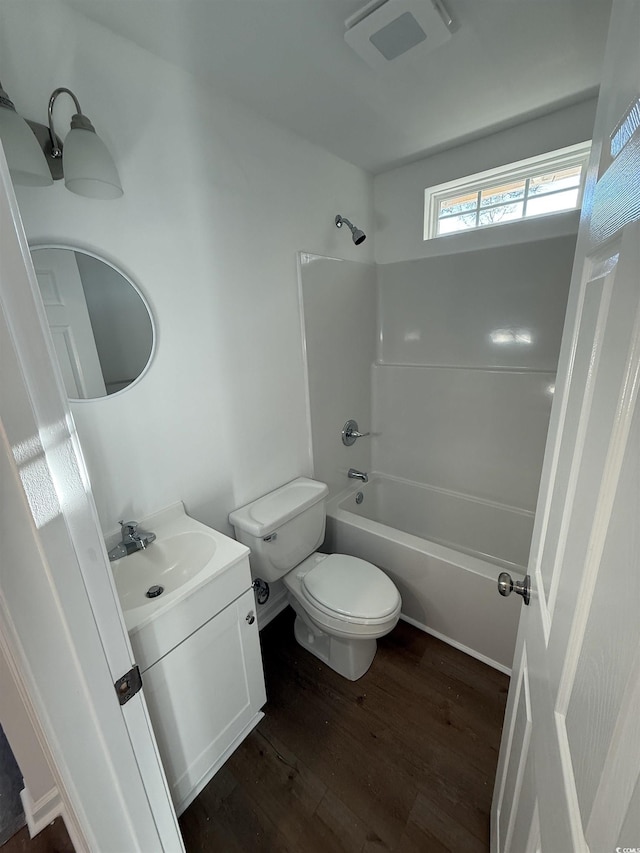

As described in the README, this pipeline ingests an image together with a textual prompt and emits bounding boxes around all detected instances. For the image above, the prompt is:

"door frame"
[0,146,184,851]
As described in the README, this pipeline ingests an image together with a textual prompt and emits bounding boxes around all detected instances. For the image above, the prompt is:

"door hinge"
[114,665,143,705]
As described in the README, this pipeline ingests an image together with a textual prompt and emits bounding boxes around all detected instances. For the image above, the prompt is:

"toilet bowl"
[284,551,401,679]
[229,477,401,680]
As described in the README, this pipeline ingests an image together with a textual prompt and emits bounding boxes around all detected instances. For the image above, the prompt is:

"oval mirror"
[30,247,154,400]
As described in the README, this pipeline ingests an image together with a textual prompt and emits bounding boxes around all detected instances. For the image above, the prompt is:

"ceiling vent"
[344,0,453,68]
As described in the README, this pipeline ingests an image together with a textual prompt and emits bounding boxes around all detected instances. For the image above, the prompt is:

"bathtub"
[324,474,532,673]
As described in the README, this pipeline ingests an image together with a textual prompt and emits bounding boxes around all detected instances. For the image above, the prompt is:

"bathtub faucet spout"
[348,468,369,484]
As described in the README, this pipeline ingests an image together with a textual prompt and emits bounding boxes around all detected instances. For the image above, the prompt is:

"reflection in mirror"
[31,247,154,400]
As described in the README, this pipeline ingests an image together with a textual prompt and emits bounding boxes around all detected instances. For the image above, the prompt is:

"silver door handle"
[497,572,531,606]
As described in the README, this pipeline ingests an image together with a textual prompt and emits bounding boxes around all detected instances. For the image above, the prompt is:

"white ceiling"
[65,0,613,174]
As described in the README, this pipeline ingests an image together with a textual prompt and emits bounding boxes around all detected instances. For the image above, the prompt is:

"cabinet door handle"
[246,611,256,625]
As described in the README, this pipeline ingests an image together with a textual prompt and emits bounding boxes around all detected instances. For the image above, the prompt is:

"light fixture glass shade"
[62,123,123,199]
[0,104,53,186]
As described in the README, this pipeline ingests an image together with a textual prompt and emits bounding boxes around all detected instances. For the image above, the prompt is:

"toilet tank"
[229,477,329,582]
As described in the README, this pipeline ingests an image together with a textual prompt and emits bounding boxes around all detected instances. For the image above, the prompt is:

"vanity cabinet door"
[142,588,266,814]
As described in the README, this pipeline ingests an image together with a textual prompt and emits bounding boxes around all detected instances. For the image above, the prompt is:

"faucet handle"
[342,419,370,446]
[119,520,139,537]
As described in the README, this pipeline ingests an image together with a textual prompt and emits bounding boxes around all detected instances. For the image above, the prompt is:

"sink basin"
[107,502,251,655]
[111,530,218,611]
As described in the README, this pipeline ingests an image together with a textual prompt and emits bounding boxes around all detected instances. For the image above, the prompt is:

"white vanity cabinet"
[141,583,265,814]
[111,504,267,818]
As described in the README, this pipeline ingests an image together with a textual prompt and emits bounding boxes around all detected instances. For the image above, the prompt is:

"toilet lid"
[302,555,400,619]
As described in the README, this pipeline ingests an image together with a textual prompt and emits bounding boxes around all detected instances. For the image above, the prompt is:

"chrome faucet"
[348,468,369,484]
[107,520,156,561]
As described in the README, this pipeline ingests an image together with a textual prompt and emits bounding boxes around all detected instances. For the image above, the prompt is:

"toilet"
[229,477,401,681]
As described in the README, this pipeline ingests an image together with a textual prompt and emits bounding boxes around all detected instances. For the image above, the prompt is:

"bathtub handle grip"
[497,572,531,606]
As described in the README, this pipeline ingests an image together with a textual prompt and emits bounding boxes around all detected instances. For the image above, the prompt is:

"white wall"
[0,1,374,536]
[299,254,376,497]
[374,98,597,264]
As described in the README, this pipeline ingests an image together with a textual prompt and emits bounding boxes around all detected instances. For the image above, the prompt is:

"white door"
[0,148,184,851]
[31,247,106,398]
[492,2,640,851]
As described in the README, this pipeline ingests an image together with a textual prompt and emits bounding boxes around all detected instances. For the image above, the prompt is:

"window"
[424,141,591,240]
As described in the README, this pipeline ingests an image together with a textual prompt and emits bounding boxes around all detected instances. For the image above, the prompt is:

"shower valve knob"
[342,419,370,446]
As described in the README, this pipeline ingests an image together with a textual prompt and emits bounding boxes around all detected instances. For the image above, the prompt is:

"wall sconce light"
[0,80,123,199]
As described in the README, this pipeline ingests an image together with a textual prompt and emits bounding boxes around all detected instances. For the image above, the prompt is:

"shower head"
[335,214,366,245]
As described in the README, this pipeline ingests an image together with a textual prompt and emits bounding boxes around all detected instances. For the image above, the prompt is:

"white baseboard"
[59,804,89,853]
[257,587,288,630]
[400,614,512,676]
[20,785,62,838]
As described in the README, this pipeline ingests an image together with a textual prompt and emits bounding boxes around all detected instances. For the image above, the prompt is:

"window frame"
[424,141,592,240]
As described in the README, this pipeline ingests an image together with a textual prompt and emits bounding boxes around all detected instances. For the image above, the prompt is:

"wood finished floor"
[0,820,72,853]
[179,609,509,853]
[2,610,508,853]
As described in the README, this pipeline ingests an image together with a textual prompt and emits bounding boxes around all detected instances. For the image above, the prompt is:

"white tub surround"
[373,236,575,513]
[325,476,527,673]
[298,253,377,497]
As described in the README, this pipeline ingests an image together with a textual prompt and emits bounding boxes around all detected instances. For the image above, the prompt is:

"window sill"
[419,209,580,259]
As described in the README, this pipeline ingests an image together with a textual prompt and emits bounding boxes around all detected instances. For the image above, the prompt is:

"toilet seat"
[283,552,401,642]
[301,554,400,620]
